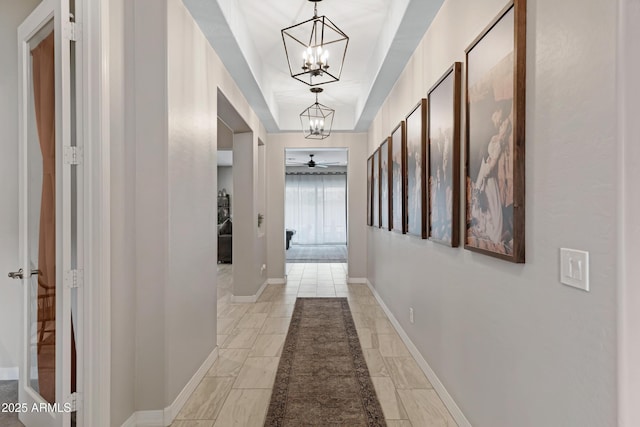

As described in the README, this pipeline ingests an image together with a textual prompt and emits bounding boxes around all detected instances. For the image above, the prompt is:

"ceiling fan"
[287,154,340,169]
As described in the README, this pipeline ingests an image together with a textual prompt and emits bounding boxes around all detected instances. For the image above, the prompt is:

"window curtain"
[32,31,56,404]
[285,174,347,245]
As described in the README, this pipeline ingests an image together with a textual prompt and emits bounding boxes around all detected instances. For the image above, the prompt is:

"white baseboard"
[120,410,164,427]
[163,346,219,423]
[347,277,367,284]
[120,347,219,427]
[231,280,269,303]
[366,280,471,427]
[0,367,18,380]
[120,412,137,427]
[267,278,286,285]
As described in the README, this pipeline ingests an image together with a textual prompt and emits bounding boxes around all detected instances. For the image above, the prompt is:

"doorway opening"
[284,148,348,267]
[216,91,251,307]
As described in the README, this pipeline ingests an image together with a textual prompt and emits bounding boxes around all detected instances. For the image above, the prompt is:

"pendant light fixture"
[300,88,334,140]
[281,0,349,87]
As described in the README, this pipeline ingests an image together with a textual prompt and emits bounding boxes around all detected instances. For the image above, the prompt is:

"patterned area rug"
[265,298,387,426]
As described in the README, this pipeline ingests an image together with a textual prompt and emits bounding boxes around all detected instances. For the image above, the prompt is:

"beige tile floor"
[172,263,457,427]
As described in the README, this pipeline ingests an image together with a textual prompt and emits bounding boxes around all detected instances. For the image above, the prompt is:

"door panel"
[17,0,76,424]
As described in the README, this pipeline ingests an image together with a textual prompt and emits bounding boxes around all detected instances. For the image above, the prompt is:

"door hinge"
[64,146,83,165]
[63,21,80,42]
[67,392,82,411]
[64,269,83,289]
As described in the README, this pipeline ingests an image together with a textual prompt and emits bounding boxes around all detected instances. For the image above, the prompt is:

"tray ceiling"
[184,0,444,132]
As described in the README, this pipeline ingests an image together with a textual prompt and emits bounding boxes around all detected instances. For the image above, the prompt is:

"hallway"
[170,264,456,426]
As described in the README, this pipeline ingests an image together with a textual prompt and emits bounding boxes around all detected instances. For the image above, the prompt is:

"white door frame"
[618,1,640,426]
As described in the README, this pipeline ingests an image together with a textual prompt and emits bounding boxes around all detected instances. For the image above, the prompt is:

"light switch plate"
[560,248,589,291]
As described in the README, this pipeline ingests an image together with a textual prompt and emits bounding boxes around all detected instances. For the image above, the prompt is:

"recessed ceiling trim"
[183,0,280,132]
[354,0,444,131]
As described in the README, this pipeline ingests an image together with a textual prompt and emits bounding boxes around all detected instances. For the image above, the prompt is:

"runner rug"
[264,298,387,426]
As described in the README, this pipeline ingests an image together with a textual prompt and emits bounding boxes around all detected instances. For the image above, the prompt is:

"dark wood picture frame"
[428,62,462,247]
[390,122,407,234]
[405,99,428,239]
[373,148,380,228]
[367,155,373,226]
[464,0,526,263]
[380,137,392,230]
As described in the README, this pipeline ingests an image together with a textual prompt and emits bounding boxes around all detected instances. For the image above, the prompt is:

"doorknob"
[8,269,40,279]
[8,269,24,279]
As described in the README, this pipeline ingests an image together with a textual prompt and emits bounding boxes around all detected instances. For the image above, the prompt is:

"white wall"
[109,0,137,423]
[231,132,267,298]
[0,0,45,379]
[266,133,368,280]
[108,0,268,420]
[166,0,218,399]
[367,0,617,426]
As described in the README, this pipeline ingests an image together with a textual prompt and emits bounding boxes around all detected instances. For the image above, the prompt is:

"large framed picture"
[465,0,526,263]
[405,100,427,238]
[428,63,462,247]
[380,138,391,230]
[373,148,380,227]
[367,155,373,226]
[391,122,407,234]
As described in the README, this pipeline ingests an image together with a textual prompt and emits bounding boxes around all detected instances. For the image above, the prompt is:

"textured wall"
[367,0,618,425]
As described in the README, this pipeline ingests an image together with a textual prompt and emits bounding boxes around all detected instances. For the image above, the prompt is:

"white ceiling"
[184,0,444,132]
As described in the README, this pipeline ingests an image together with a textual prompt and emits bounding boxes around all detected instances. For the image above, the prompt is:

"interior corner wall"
[0,0,42,378]
[366,0,618,426]
[265,133,368,280]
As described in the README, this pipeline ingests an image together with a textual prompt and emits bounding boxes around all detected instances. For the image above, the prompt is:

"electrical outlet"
[409,307,414,324]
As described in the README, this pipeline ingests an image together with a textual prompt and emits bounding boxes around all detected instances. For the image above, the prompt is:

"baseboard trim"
[120,412,137,427]
[347,277,367,284]
[163,346,219,424]
[0,367,18,380]
[120,347,219,427]
[231,280,269,303]
[366,279,471,427]
[267,278,286,285]
[120,410,163,427]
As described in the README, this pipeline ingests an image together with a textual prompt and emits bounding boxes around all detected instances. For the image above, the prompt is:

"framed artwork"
[373,148,380,227]
[380,138,391,230]
[428,62,462,247]
[405,99,427,238]
[391,122,407,234]
[465,0,526,263]
[367,155,373,226]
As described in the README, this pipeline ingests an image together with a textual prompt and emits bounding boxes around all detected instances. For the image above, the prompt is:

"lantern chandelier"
[300,88,334,140]
[281,0,349,87]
